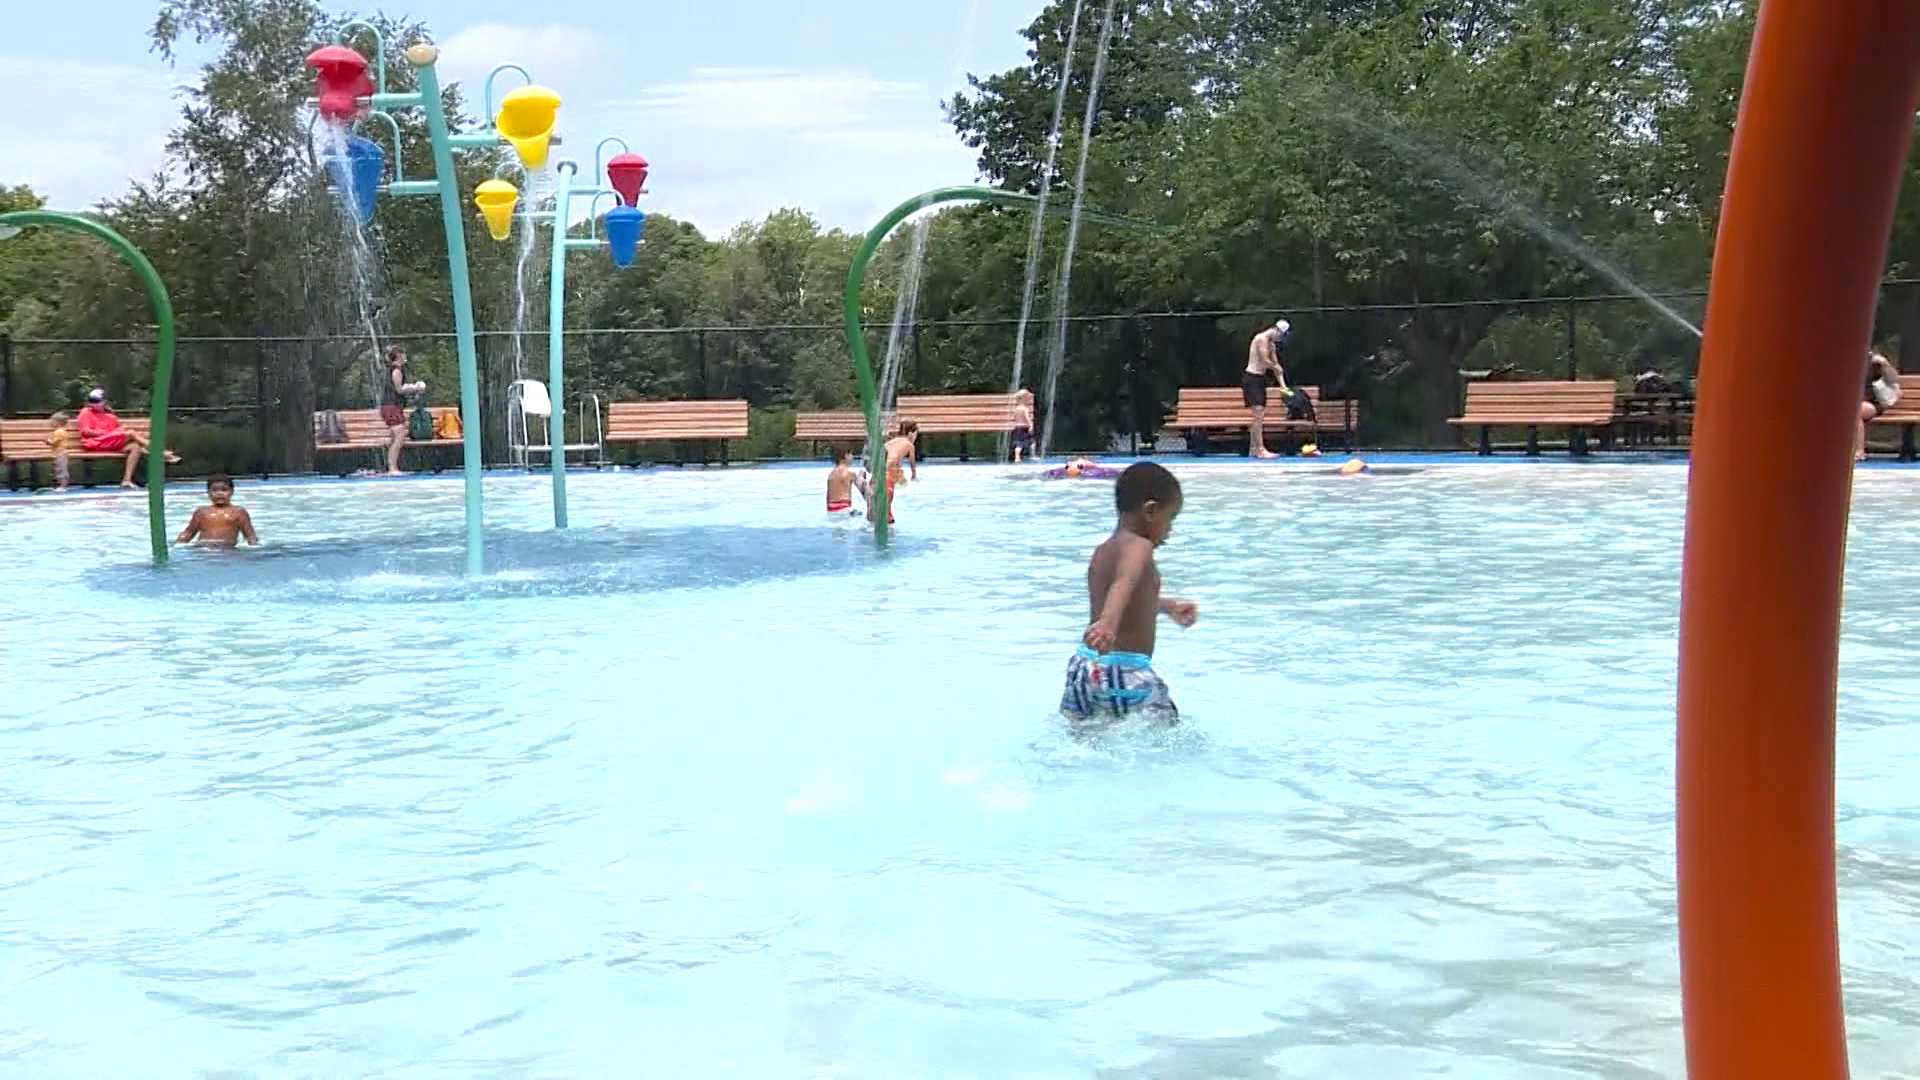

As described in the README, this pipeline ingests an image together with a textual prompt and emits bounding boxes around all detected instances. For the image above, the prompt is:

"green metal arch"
[842,185,1151,541]
[0,210,175,563]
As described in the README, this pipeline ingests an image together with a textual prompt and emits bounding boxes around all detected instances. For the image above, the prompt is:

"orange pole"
[1678,2,1920,1076]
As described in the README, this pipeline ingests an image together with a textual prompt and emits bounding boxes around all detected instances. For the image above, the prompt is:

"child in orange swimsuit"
[874,419,919,525]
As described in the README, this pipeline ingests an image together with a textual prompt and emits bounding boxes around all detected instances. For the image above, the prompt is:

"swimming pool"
[2,459,1916,1076]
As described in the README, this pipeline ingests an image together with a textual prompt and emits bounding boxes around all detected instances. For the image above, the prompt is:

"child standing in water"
[1011,388,1036,462]
[175,474,259,547]
[826,447,869,515]
[44,412,72,492]
[1063,462,1198,721]
[872,419,918,525]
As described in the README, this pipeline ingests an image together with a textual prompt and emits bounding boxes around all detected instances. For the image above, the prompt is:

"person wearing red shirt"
[76,388,177,488]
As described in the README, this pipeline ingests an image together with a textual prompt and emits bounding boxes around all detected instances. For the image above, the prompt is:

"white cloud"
[799,128,976,156]
[626,68,930,132]
[580,65,983,234]
[436,23,604,104]
[0,55,180,208]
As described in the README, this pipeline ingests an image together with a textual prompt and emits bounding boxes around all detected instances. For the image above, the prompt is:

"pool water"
[2,460,1917,1077]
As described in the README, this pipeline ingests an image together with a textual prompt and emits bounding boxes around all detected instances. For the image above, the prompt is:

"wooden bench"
[794,410,888,455]
[891,393,1024,434]
[890,392,1026,459]
[312,409,464,474]
[2,415,156,488]
[1447,380,1618,455]
[1162,386,1362,452]
[606,400,750,464]
[1867,374,1920,461]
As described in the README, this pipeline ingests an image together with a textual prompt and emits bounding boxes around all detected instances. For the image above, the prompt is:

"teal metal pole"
[545,163,576,528]
[0,211,175,564]
[413,55,487,576]
[843,186,1159,544]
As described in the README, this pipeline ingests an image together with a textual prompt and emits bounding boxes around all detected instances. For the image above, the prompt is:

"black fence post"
[697,330,708,397]
[0,332,12,416]
[254,340,269,479]
[1565,299,1578,381]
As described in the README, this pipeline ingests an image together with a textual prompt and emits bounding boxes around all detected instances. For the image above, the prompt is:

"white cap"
[1273,319,1291,336]
[87,387,105,402]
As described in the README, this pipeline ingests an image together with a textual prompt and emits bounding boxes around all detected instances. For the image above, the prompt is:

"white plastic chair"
[507,379,605,467]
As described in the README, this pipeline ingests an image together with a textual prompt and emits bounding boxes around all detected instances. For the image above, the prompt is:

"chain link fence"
[6,284,1910,477]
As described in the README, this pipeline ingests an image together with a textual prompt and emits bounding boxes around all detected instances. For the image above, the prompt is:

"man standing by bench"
[1243,319,1294,459]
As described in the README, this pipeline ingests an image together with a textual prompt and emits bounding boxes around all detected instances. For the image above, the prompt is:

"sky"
[1,0,1045,236]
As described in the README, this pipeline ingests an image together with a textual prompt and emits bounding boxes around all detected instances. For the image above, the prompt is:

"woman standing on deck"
[382,345,426,476]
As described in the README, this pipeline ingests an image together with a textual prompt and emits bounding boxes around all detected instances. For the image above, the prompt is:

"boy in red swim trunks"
[826,448,868,515]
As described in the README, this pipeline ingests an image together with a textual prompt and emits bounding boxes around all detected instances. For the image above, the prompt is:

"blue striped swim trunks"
[1061,645,1178,720]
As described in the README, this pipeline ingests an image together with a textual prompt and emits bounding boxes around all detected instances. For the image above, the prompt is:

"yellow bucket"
[495,85,561,169]
[473,179,519,241]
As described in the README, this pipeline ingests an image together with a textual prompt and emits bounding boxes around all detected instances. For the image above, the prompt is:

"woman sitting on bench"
[1859,350,1902,462]
[78,387,177,488]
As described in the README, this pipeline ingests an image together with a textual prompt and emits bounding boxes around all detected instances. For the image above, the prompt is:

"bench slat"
[313,408,464,451]
[1164,386,1361,436]
[1453,381,1618,425]
[1868,374,1920,425]
[605,400,749,442]
[2,416,154,462]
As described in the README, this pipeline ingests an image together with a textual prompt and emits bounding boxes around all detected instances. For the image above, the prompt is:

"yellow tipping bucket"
[474,179,519,241]
[495,85,561,169]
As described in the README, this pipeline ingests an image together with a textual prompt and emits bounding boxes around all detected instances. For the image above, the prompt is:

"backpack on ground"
[408,404,435,441]
[1280,387,1316,422]
[317,409,347,445]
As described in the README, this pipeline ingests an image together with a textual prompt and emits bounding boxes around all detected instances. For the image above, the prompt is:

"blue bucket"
[323,135,384,227]
[605,206,647,268]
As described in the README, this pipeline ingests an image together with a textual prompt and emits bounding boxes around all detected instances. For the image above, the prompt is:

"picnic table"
[1615,393,1694,447]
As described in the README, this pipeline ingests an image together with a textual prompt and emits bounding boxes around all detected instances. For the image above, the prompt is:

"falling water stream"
[859,0,987,476]
[1037,0,1120,459]
[1312,88,1703,341]
[506,165,556,460]
[315,120,390,404]
[865,216,934,473]
[1003,0,1089,456]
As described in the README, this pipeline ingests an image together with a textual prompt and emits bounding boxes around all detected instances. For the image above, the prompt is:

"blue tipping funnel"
[323,135,384,227]
[604,206,646,268]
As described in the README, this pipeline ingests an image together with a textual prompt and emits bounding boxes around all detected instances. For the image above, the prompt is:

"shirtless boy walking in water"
[175,475,259,547]
[1063,462,1198,721]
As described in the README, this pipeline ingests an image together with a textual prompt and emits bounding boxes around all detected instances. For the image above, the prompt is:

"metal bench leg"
[1478,426,1492,456]
[1526,427,1540,456]
[1903,424,1915,463]
[1572,428,1589,457]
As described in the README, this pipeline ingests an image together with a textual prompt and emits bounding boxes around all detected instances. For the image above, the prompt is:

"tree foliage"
[13,0,1912,465]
